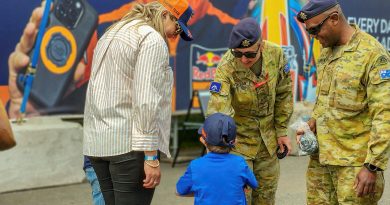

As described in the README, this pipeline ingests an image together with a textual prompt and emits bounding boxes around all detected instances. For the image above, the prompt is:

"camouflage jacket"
[313,25,390,170]
[206,41,293,158]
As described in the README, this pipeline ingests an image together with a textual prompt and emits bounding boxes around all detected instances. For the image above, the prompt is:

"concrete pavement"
[1,156,389,205]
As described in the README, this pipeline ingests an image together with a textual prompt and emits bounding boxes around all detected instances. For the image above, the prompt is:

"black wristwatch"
[364,163,381,172]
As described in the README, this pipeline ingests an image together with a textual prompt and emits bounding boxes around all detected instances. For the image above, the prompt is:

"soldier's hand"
[277,136,291,156]
[296,118,316,145]
[295,130,304,145]
[307,118,316,134]
[354,167,377,197]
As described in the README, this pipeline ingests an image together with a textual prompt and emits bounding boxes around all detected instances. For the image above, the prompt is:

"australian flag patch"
[380,70,390,80]
[209,81,221,93]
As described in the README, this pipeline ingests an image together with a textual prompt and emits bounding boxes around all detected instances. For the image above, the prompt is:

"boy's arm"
[176,164,194,196]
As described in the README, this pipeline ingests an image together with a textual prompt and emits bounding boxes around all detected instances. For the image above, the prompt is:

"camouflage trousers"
[307,157,384,205]
[232,139,280,205]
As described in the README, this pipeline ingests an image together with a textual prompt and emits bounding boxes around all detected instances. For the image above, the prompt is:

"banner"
[1,0,389,116]
[341,0,390,50]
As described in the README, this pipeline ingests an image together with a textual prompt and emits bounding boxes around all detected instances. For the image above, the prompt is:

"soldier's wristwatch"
[364,163,380,172]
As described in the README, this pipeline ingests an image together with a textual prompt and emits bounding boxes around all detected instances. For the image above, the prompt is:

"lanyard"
[18,0,52,123]
[253,73,269,89]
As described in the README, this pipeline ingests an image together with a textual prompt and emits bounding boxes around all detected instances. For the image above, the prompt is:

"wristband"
[364,163,381,172]
[144,155,158,161]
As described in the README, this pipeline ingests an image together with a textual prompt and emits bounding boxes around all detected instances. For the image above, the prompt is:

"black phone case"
[17,0,98,108]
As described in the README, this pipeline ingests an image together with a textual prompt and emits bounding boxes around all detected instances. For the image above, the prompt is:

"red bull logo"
[192,66,216,81]
[196,51,222,67]
[193,51,221,81]
[190,45,227,81]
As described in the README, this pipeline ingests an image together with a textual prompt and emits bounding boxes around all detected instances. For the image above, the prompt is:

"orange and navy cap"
[157,0,194,41]
[198,113,236,148]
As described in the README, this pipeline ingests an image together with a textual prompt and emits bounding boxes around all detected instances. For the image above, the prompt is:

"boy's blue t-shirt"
[176,152,258,205]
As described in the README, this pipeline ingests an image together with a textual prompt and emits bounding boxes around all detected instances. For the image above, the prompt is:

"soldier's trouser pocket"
[332,166,384,205]
[306,159,384,205]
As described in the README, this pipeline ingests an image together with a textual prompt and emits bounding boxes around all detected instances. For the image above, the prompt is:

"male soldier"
[206,17,293,205]
[296,0,390,204]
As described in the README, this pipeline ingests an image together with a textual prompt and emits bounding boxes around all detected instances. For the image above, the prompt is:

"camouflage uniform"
[308,25,390,205]
[207,40,293,205]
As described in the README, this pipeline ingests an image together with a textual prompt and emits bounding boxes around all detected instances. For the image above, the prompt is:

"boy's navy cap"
[297,0,339,23]
[228,18,260,49]
[198,113,236,148]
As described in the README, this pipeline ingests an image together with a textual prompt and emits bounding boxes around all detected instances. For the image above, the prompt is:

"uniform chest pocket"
[232,82,254,111]
[254,80,270,109]
[319,68,333,95]
[331,68,366,111]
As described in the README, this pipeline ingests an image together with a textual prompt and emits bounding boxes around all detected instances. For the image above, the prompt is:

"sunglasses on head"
[306,12,338,35]
[231,44,260,59]
[174,21,183,35]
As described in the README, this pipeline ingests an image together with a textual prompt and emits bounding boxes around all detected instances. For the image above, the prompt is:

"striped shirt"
[83,20,173,157]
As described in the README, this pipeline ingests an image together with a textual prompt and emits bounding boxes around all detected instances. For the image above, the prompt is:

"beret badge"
[241,39,251,47]
[299,12,307,21]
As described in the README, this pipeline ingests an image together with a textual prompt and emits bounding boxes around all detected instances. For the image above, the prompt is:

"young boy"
[176,113,258,205]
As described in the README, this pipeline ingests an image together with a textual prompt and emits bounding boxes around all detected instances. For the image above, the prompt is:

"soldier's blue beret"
[297,0,339,23]
[228,18,261,49]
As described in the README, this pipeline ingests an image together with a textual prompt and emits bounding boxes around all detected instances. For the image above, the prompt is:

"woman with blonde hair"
[83,0,193,204]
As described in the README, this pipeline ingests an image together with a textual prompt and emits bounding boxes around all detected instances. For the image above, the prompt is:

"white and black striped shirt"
[83,21,173,157]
